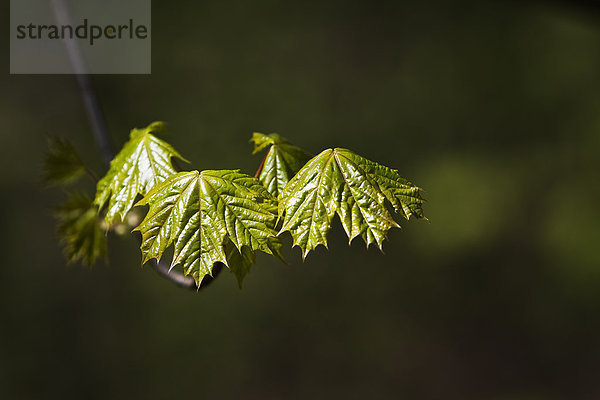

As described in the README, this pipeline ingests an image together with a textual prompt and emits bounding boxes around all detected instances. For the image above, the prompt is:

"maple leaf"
[278,148,425,258]
[43,137,87,185]
[251,132,311,197]
[94,122,187,225]
[55,192,106,266]
[134,170,282,285]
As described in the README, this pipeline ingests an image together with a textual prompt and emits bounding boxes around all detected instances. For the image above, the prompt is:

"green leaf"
[225,239,256,288]
[278,148,425,258]
[94,122,187,225]
[251,132,311,197]
[134,169,282,285]
[55,192,106,266]
[43,137,86,185]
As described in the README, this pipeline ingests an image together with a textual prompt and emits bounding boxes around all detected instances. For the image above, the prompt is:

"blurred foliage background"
[2,0,600,399]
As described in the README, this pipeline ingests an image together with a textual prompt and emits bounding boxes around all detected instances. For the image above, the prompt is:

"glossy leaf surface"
[251,132,311,197]
[94,122,187,225]
[134,170,282,285]
[278,148,425,258]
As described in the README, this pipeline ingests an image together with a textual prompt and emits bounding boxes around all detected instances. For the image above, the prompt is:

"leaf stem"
[255,153,268,178]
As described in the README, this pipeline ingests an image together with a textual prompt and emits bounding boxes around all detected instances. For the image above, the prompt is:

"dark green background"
[2,1,600,399]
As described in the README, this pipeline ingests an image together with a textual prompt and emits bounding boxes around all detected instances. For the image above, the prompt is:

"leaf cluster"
[45,123,426,288]
[43,137,107,266]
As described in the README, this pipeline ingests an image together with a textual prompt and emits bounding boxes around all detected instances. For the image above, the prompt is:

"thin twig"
[51,0,203,290]
[151,262,223,290]
[51,0,113,165]
[149,260,199,290]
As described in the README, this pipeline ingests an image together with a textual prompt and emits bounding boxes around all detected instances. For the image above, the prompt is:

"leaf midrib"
[144,172,198,259]
[332,151,394,240]
[287,150,335,250]
[200,172,272,252]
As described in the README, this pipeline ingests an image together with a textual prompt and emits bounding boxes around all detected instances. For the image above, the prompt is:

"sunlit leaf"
[134,170,282,285]
[55,192,106,266]
[251,132,311,197]
[43,137,86,185]
[94,122,187,225]
[278,148,425,258]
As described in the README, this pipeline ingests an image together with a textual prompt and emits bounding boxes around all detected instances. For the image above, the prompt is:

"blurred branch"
[145,260,196,290]
[151,261,223,290]
[51,0,205,291]
[51,0,113,165]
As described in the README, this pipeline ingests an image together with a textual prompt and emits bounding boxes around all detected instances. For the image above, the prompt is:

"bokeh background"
[2,1,600,399]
